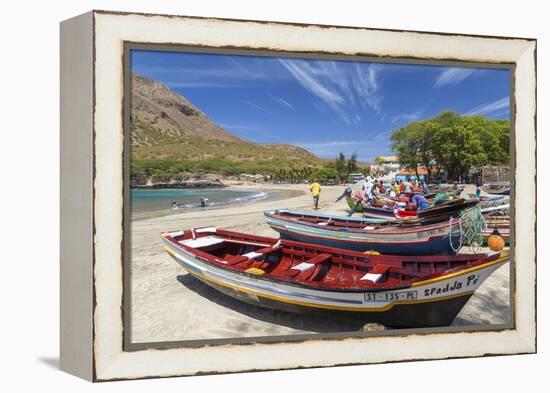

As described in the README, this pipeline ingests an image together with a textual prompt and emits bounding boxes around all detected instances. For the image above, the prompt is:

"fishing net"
[449,206,486,253]
[434,192,452,205]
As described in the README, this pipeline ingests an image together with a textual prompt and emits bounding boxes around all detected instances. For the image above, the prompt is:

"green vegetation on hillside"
[132,136,318,162]
[131,156,316,180]
[391,111,509,182]
[131,135,328,182]
[131,135,367,184]
[130,104,328,181]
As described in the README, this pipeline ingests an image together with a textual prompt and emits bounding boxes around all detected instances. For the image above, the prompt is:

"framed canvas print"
[60,10,537,381]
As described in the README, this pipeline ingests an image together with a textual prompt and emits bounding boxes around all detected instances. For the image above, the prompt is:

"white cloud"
[433,68,478,88]
[295,140,367,160]
[353,63,383,112]
[241,100,273,114]
[278,59,345,109]
[278,59,384,124]
[297,140,366,149]
[268,92,294,109]
[391,110,424,124]
[466,97,509,116]
[218,123,281,139]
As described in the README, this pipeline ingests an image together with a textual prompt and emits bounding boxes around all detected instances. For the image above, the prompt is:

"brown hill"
[130,74,321,162]
[130,74,327,184]
[131,74,241,145]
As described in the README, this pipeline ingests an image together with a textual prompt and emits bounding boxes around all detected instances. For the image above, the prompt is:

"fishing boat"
[468,194,505,202]
[171,201,196,209]
[429,184,465,194]
[479,201,509,215]
[416,198,478,223]
[345,199,417,220]
[482,183,510,195]
[161,228,509,328]
[171,199,212,209]
[264,209,463,255]
[483,221,510,245]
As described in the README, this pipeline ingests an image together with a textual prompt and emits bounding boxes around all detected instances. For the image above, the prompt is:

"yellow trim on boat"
[411,250,509,288]
[164,246,477,313]
[187,268,474,312]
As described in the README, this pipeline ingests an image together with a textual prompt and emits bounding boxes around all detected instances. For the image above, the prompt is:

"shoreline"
[130,184,306,221]
[129,183,510,344]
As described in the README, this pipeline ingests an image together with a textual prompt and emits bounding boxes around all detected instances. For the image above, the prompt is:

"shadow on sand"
[177,274,370,333]
[452,289,511,326]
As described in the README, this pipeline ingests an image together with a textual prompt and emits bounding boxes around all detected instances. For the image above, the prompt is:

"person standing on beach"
[393,182,400,196]
[476,185,482,199]
[310,179,321,209]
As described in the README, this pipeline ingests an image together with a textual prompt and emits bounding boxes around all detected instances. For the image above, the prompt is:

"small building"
[348,173,365,184]
[468,165,509,186]
[395,168,439,182]
[370,156,400,176]
[378,155,400,165]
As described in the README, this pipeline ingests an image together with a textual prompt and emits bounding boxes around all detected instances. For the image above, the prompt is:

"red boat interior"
[164,228,501,290]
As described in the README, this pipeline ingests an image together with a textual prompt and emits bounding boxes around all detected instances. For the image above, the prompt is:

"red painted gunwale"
[163,228,499,291]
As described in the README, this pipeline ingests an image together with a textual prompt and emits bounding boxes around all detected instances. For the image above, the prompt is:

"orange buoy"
[364,250,381,255]
[487,227,505,252]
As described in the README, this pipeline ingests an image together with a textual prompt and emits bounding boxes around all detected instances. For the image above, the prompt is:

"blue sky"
[131,50,510,162]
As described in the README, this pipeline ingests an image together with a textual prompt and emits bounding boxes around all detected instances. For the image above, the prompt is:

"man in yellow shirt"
[310,179,321,209]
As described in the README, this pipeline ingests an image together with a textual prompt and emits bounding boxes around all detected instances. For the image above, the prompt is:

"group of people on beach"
[310,177,431,212]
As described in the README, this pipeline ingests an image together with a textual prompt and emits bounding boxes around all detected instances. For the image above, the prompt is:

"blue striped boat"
[264,209,462,255]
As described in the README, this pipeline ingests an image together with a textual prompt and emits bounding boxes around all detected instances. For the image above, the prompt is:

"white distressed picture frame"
[60,10,536,381]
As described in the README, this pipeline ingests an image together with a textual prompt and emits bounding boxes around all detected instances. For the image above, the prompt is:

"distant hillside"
[130,74,325,185]
[131,74,240,144]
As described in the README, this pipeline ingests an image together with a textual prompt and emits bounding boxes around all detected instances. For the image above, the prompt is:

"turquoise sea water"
[131,188,300,220]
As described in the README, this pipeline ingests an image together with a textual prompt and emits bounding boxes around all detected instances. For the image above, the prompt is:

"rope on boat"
[449,206,486,253]
[449,216,463,254]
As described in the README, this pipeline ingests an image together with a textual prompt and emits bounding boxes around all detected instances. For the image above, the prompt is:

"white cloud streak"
[391,110,424,124]
[353,63,383,112]
[297,140,367,149]
[466,97,509,116]
[241,100,273,114]
[278,59,345,109]
[219,123,281,139]
[433,68,478,88]
[278,59,383,125]
[268,92,294,109]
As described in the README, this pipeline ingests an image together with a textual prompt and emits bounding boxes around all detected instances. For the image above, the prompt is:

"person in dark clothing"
[335,186,353,202]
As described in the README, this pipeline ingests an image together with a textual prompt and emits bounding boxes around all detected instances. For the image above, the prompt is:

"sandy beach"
[129,183,510,344]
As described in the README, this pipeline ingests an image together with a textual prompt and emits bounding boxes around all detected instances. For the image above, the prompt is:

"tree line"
[132,149,366,185]
[270,152,363,184]
[390,111,509,182]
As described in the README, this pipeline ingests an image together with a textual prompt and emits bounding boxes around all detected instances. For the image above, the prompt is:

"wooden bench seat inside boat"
[226,245,282,267]
[360,264,390,283]
[280,253,332,279]
[179,236,225,248]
